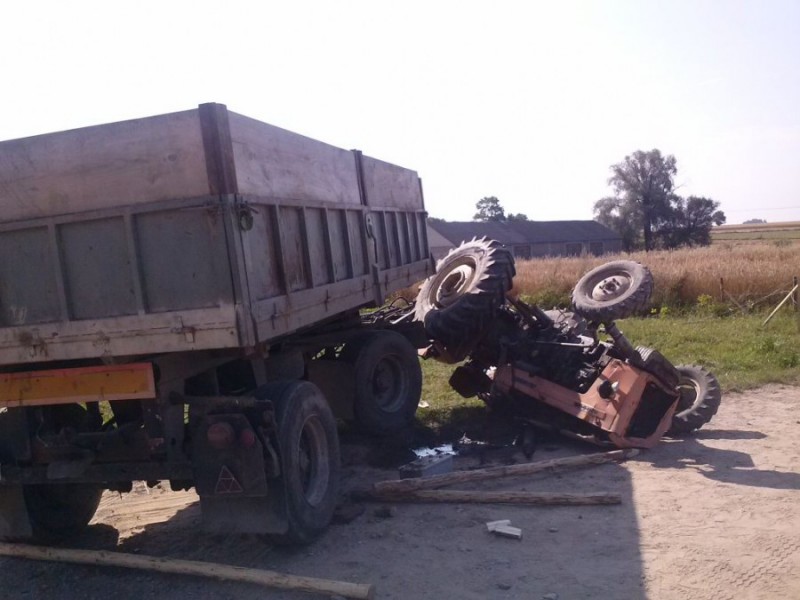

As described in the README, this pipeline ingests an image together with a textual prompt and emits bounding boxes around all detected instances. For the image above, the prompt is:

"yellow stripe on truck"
[0,363,156,408]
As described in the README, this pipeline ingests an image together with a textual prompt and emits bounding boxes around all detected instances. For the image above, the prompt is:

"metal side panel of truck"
[0,103,431,367]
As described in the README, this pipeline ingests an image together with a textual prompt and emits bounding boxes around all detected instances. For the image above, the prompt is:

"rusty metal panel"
[59,217,138,320]
[251,277,373,341]
[0,110,210,222]
[415,212,430,261]
[388,212,405,266]
[276,206,310,293]
[348,211,369,276]
[228,112,361,206]
[0,227,60,326]
[359,155,424,210]
[304,208,332,286]
[0,305,240,365]
[328,209,350,281]
[135,207,234,312]
[241,204,284,301]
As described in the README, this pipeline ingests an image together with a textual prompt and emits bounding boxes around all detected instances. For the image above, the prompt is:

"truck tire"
[342,330,422,435]
[24,483,103,539]
[256,380,340,544]
[666,365,722,436]
[20,403,103,539]
[571,260,653,322]
[415,238,515,360]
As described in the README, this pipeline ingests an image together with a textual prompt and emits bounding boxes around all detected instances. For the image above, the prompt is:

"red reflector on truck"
[207,422,236,449]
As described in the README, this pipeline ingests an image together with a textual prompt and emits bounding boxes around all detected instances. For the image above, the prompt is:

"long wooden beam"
[0,543,374,600]
[373,449,638,494]
[355,489,622,506]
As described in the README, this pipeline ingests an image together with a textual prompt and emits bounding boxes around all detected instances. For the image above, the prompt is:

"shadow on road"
[647,433,800,490]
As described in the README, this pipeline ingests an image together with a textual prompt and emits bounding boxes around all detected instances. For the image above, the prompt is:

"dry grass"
[512,241,800,308]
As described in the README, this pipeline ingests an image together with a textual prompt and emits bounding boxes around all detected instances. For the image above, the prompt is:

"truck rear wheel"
[342,330,422,435]
[24,483,103,540]
[666,365,722,436]
[257,381,340,544]
[22,403,103,539]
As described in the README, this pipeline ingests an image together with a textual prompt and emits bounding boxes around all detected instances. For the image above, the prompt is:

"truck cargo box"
[0,103,431,365]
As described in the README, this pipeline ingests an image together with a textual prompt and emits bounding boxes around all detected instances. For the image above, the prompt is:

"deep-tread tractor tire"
[571,260,653,322]
[415,238,515,359]
[255,380,340,544]
[342,330,422,435]
[666,365,722,436]
[635,345,680,390]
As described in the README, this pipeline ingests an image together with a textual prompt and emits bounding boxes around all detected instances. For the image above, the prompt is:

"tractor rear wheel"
[415,238,515,360]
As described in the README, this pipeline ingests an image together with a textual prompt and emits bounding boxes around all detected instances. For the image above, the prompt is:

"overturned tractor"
[415,239,721,448]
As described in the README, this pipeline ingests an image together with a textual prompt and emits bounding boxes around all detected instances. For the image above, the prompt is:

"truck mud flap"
[193,413,289,534]
[0,484,32,539]
[198,484,289,535]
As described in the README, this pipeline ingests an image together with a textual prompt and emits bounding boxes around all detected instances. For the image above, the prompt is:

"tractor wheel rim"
[371,355,407,412]
[676,378,701,413]
[591,273,632,301]
[434,262,477,308]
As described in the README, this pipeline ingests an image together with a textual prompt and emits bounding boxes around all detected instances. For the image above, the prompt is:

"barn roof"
[429,220,620,245]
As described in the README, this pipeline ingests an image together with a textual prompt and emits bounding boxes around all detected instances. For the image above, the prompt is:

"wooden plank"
[0,543,375,600]
[373,450,637,494]
[485,519,511,531]
[492,524,523,540]
[355,489,622,506]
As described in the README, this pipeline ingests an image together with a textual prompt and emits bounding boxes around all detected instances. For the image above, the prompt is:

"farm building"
[428,220,622,260]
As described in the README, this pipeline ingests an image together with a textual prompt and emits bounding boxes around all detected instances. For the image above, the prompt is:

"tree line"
[466,149,724,253]
[594,149,725,251]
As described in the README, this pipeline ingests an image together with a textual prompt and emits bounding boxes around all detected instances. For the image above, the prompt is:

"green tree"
[594,195,641,252]
[596,149,677,251]
[473,196,506,221]
[472,197,528,222]
[661,196,726,247]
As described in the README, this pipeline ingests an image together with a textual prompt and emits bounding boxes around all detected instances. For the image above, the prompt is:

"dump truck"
[0,104,431,543]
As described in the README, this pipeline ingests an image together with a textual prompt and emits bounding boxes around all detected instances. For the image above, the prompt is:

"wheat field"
[511,241,800,308]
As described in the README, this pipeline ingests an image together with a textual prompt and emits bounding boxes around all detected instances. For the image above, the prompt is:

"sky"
[1,0,798,224]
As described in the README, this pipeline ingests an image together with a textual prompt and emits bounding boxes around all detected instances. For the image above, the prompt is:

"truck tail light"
[207,422,235,449]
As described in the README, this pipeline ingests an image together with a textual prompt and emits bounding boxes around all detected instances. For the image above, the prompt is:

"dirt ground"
[2,384,799,599]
